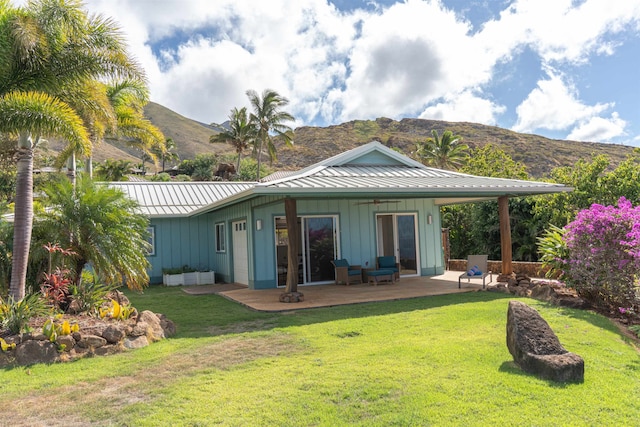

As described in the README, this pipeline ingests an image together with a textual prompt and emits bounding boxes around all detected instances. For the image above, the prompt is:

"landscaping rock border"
[0,310,176,367]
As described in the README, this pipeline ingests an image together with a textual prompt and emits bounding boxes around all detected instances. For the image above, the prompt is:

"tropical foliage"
[560,198,640,311]
[210,107,256,176]
[94,159,134,181]
[246,89,295,181]
[37,176,150,290]
[0,0,144,299]
[415,129,469,170]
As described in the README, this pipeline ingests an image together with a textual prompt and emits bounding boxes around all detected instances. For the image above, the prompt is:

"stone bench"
[365,269,394,285]
[506,300,584,383]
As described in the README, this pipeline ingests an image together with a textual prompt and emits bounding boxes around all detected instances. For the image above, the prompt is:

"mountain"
[274,118,633,178]
[55,102,632,178]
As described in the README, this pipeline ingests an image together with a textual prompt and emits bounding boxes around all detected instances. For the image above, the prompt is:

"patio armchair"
[331,259,363,285]
[376,256,400,281]
[458,254,492,289]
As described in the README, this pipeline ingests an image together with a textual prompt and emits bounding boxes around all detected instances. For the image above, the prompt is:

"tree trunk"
[67,152,76,186]
[498,196,513,276]
[10,134,35,300]
[284,198,299,294]
[236,152,242,177]
[256,139,263,181]
[86,156,93,178]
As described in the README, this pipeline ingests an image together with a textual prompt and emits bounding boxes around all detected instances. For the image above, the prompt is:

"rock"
[124,335,149,349]
[94,344,123,356]
[67,299,82,314]
[132,310,165,341]
[157,313,177,337]
[279,291,304,303]
[15,340,60,365]
[102,324,127,344]
[507,300,584,383]
[56,335,76,352]
[77,334,107,349]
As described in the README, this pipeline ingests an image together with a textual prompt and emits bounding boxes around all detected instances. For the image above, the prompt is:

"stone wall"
[0,310,176,367]
[448,259,554,278]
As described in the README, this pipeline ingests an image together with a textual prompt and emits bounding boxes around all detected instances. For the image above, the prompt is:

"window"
[215,223,226,252]
[146,226,156,256]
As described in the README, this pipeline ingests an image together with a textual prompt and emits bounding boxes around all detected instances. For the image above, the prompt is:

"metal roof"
[254,164,569,200]
[111,142,571,217]
[109,181,255,217]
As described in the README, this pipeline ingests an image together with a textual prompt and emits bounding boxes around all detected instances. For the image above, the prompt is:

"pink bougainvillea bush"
[563,197,640,311]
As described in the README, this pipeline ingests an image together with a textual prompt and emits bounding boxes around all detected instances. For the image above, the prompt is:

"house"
[110,141,570,289]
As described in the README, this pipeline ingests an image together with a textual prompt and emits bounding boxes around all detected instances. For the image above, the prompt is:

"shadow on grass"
[125,285,514,339]
[498,361,583,388]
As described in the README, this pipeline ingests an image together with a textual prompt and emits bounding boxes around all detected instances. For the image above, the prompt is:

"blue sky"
[56,0,640,145]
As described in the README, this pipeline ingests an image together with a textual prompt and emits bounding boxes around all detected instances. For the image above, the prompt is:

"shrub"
[69,272,116,316]
[40,267,72,311]
[537,224,568,279]
[0,294,48,334]
[563,197,640,311]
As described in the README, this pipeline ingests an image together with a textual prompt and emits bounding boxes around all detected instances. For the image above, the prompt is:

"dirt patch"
[2,333,300,426]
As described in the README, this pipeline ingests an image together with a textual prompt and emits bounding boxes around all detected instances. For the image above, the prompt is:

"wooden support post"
[284,198,301,296]
[498,196,513,278]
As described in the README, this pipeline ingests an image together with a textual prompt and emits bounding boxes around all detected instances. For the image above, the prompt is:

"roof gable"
[319,140,425,169]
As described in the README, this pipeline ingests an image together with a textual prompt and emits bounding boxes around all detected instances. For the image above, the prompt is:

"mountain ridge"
[80,101,633,178]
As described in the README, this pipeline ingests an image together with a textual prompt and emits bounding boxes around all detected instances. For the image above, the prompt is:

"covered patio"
[182,271,492,312]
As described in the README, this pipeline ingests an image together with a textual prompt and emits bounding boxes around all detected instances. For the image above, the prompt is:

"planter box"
[163,271,215,286]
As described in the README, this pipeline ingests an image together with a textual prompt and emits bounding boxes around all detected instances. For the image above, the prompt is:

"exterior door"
[274,215,338,286]
[232,220,248,285]
[376,213,418,276]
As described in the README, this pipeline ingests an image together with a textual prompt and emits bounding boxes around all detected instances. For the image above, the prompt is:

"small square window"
[216,223,226,252]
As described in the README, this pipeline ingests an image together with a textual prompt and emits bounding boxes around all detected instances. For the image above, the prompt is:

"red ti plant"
[41,267,72,310]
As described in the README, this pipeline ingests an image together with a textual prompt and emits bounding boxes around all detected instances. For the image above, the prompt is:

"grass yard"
[2,286,640,426]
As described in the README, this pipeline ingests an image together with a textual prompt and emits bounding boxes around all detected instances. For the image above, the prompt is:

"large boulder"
[506,300,584,383]
[131,310,165,341]
[15,340,60,365]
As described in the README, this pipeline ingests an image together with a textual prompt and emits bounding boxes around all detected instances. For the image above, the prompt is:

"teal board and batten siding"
[147,216,215,284]
[251,197,444,289]
[208,195,282,287]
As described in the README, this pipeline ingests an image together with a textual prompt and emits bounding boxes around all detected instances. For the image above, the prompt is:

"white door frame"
[375,212,419,277]
[232,220,248,285]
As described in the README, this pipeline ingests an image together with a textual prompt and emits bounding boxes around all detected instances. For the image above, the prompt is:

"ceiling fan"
[355,199,401,205]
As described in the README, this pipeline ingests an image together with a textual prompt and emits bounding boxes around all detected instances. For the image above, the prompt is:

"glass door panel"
[397,215,417,274]
[304,217,337,283]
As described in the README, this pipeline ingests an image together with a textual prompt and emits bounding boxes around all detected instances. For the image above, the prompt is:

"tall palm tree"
[0,0,143,299]
[246,89,295,181]
[415,130,470,170]
[153,137,179,173]
[38,175,150,290]
[210,107,256,176]
[0,0,144,299]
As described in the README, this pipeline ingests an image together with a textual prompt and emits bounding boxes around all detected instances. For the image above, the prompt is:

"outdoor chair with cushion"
[376,256,400,281]
[458,254,492,289]
[331,259,363,285]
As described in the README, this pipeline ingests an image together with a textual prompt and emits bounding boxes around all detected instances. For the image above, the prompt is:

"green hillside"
[63,102,633,178]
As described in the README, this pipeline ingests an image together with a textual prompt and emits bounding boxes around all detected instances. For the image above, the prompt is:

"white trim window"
[146,226,156,256]
[215,223,226,253]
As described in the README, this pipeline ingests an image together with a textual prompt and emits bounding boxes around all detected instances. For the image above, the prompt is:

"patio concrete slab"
[209,271,487,312]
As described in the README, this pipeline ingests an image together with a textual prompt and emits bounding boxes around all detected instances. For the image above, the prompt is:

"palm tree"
[246,89,295,181]
[0,0,143,299]
[153,137,179,173]
[415,130,470,170]
[38,175,150,290]
[210,107,256,176]
[94,159,133,182]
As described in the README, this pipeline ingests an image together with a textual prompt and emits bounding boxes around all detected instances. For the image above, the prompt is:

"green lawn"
[3,286,640,426]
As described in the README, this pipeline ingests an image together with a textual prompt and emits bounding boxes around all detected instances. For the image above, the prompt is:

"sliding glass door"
[376,213,418,276]
[275,215,339,286]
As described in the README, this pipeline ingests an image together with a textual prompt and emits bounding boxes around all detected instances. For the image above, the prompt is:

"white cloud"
[35,0,639,143]
[567,112,626,142]
[419,91,506,125]
[513,70,610,133]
